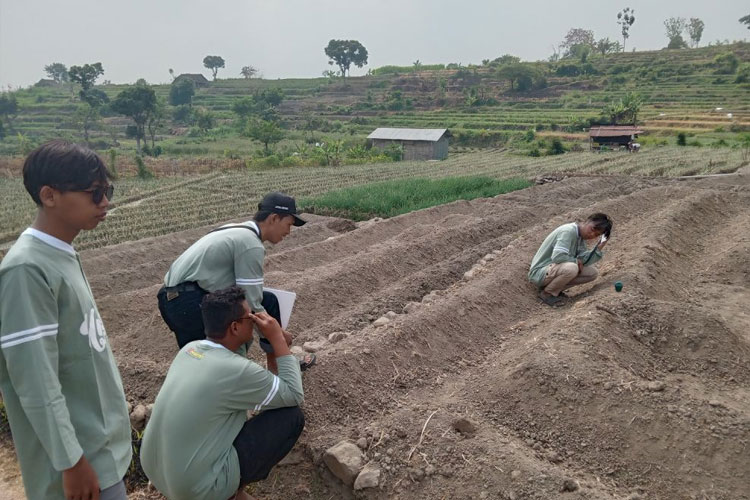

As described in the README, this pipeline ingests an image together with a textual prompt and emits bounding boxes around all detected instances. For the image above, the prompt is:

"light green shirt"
[0,229,131,500]
[164,221,266,312]
[528,222,603,286]
[140,339,304,500]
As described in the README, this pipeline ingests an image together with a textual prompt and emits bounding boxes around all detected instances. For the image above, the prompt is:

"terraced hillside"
[3,43,749,156]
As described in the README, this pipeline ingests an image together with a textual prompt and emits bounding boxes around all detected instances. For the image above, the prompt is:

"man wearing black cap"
[157,192,314,369]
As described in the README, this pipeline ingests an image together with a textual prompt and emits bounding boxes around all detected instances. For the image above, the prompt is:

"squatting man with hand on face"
[141,286,305,500]
[528,213,613,306]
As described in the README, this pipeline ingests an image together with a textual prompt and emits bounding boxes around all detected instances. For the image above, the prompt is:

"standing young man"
[528,213,613,306]
[0,141,131,500]
[157,192,314,369]
[141,286,305,500]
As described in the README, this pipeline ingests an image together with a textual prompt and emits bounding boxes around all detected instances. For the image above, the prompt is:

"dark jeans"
[233,406,305,486]
[158,285,282,350]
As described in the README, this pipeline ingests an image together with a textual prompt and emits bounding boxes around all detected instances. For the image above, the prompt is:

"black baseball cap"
[258,192,306,226]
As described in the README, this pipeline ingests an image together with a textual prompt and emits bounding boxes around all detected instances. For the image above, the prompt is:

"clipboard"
[263,287,296,329]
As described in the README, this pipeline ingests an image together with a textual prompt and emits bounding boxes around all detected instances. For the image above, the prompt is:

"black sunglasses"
[79,185,114,204]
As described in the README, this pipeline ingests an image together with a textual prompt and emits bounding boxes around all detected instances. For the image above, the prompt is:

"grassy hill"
[1,42,749,158]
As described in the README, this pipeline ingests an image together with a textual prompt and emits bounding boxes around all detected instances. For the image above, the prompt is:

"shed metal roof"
[367,128,449,142]
[589,126,644,138]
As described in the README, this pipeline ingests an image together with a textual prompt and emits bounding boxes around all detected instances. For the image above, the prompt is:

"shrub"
[547,138,566,155]
[714,52,739,74]
[134,154,154,179]
[677,132,687,146]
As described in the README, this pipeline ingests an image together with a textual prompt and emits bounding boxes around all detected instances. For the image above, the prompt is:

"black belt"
[164,282,204,293]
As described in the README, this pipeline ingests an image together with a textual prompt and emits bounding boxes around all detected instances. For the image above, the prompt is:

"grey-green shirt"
[165,221,266,313]
[528,222,603,286]
[0,229,131,500]
[140,339,304,500]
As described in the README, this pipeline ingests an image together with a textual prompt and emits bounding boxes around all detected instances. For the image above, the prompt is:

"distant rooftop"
[589,126,644,138]
[367,128,450,142]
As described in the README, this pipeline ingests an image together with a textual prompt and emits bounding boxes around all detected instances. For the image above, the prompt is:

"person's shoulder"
[1,236,48,272]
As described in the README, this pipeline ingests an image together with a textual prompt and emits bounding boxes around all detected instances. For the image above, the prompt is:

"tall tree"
[203,55,225,81]
[111,84,157,154]
[617,8,636,51]
[44,63,69,84]
[740,15,750,30]
[561,28,595,54]
[496,63,541,91]
[664,17,688,49]
[324,40,368,77]
[69,63,104,92]
[687,18,705,48]
[240,66,258,79]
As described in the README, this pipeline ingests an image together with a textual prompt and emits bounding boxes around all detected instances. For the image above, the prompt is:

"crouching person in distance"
[141,286,305,500]
[528,213,612,306]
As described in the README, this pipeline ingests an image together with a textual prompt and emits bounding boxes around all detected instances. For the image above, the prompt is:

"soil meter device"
[614,281,623,292]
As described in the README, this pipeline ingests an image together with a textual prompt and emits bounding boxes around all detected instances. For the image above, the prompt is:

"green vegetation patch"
[302,175,532,220]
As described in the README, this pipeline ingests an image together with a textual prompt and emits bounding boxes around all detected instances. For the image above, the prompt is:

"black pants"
[157,285,282,349]
[233,406,305,485]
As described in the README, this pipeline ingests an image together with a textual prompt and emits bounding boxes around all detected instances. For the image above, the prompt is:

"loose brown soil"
[2,169,749,499]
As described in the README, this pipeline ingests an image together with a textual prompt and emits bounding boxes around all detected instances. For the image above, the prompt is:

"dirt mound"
[2,171,749,499]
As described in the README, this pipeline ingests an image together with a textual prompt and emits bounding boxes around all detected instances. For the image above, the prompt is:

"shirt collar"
[199,339,229,351]
[22,228,76,255]
[245,220,261,239]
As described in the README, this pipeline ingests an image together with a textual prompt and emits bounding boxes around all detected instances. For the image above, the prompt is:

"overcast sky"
[1,0,748,89]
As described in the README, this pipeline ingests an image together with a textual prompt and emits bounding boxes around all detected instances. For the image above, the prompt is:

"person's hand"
[63,456,100,500]
[250,312,283,341]
[282,329,293,347]
[597,236,608,250]
[577,259,583,275]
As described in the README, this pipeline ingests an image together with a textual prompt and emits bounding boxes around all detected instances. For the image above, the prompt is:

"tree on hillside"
[687,18,705,48]
[111,84,157,154]
[247,119,284,154]
[492,54,520,65]
[497,63,543,92]
[169,78,195,106]
[69,63,104,92]
[203,55,225,81]
[195,107,216,134]
[561,28,595,54]
[169,68,175,81]
[324,39,368,77]
[240,65,258,79]
[604,91,642,125]
[740,15,750,30]
[595,38,622,55]
[71,103,100,148]
[146,97,167,149]
[617,8,636,51]
[0,93,19,132]
[44,63,69,84]
[664,17,688,49]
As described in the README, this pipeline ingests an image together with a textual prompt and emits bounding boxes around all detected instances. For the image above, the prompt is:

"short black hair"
[253,210,274,222]
[23,140,111,206]
[587,213,613,238]
[200,286,247,339]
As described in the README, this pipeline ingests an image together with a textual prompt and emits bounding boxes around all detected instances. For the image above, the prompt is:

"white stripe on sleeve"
[0,323,58,342]
[236,278,263,285]
[254,375,279,411]
[1,328,58,349]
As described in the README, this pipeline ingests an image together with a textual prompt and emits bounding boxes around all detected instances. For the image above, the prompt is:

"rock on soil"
[323,440,365,486]
[452,417,477,437]
[354,463,381,490]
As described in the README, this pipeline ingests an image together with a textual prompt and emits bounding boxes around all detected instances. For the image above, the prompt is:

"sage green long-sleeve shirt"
[164,221,266,313]
[0,229,131,500]
[528,222,603,286]
[140,339,304,500]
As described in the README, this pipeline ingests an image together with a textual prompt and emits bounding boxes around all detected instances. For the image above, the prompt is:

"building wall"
[371,137,449,160]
